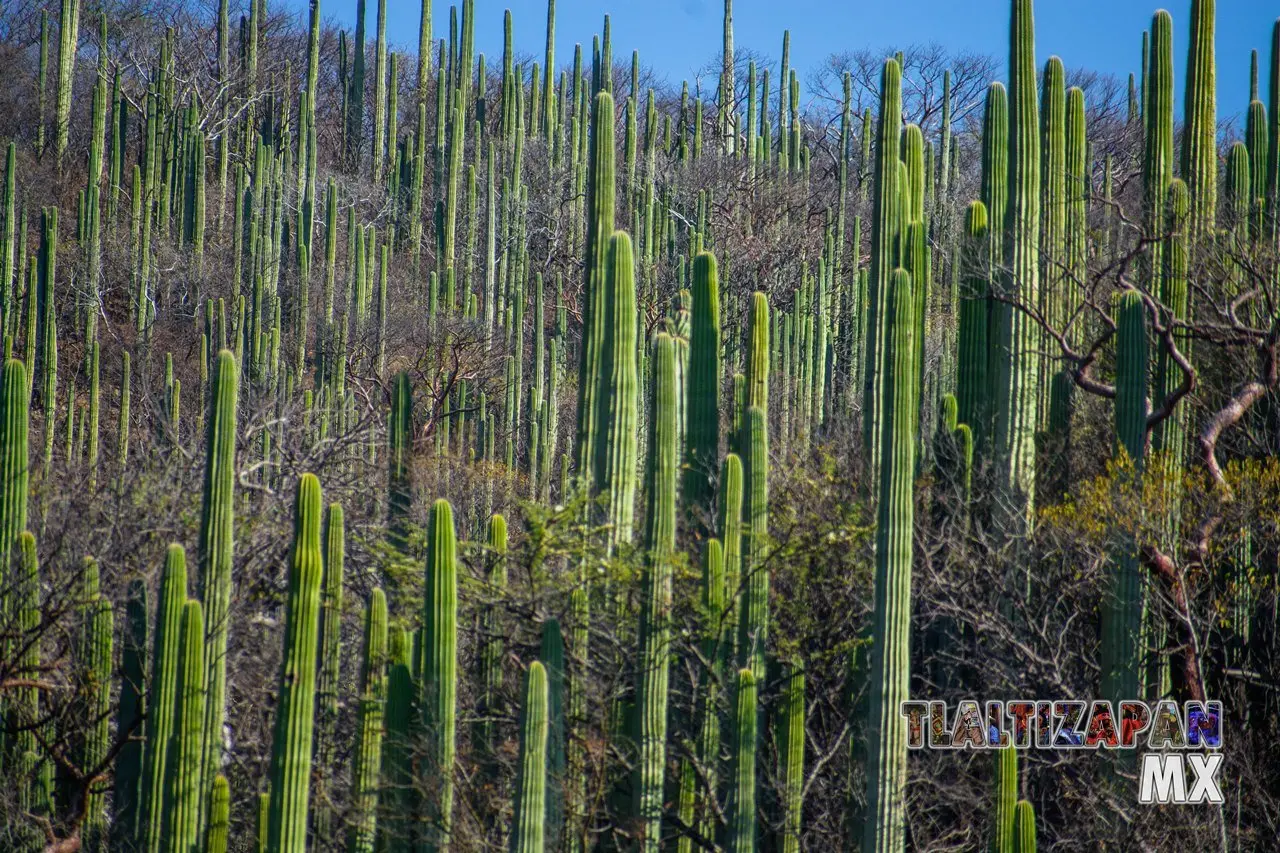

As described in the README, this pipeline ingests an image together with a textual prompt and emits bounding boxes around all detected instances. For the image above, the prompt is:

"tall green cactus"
[956,202,989,453]
[165,599,206,853]
[140,544,187,853]
[81,589,114,851]
[992,0,1041,538]
[512,661,550,853]
[478,514,508,770]
[1038,56,1065,416]
[737,406,769,685]
[540,620,566,848]
[53,0,82,168]
[1181,0,1216,242]
[1063,87,1087,352]
[111,578,148,847]
[727,667,757,853]
[1101,290,1147,709]
[635,332,678,850]
[388,371,413,546]
[1144,9,1174,292]
[266,474,325,853]
[991,745,1018,853]
[207,775,230,853]
[350,589,388,853]
[0,359,28,558]
[422,498,459,851]
[719,452,744,654]
[780,661,806,853]
[574,90,617,493]
[601,231,640,548]
[198,349,238,826]
[1013,799,1036,853]
[695,538,725,844]
[685,251,721,529]
[315,502,346,839]
[862,268,916,853]
[862,59,901,479]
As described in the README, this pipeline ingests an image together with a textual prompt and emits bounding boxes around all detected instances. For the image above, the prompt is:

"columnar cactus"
[165,599,206,853]
[388,371,413,546]
[862,59,902,479]
[1038,56,1065,418]
[314,502,346,839]
[540,619,566,847]
[1013,799,1036,853]
[574,91,617,491]
[197,348,238,831]
[745,292,770,417]
[477,514,508,772]
[207,775,231,853]
[737,406,769,685]
[73,579,111,851]
[862,268,916,853]
[719,452,744,652]
[685,251,722,529]
[111,578,148,847]
[349,589,388,853]
[53,0,82,168]
[992,0,1041,538]
[266,474,325,853]
[1101,290,1147,709]
[1063,87,1087,351]
[991,744,1018,853]
[511,661,550,853]
[1144,9,1175,275]
[780,661,806,853]
[1181,0,1216,241]
[635,332,678,850]
[0,359,29,558]
[140,544,188,853]
[601,231,640,548]
[696,538,725,843]
[727,668,757,853]
[422,498,459,850]
[956,202,989,451]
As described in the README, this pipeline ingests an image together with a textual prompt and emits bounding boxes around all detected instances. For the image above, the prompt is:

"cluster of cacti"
[2,0,1279,849]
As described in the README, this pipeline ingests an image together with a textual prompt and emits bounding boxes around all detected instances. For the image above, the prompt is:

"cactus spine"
[266,474,325,853]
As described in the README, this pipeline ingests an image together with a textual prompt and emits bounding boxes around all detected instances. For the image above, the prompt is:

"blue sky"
[285,0,1275,124]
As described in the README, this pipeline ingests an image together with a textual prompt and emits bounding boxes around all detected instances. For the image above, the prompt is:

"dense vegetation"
[0,0,1277,850]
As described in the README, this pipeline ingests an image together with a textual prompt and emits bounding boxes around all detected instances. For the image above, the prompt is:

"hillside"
[0,0,1276,850]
